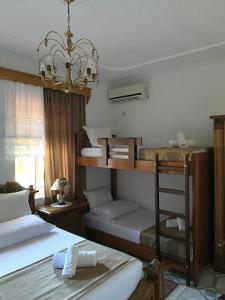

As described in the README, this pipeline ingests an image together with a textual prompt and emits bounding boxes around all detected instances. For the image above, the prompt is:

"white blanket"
[0,227,84,277]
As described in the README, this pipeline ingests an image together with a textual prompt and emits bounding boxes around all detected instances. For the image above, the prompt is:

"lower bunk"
[85,205,212,286]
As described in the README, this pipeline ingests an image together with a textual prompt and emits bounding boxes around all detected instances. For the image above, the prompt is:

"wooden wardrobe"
[210,115,225,272]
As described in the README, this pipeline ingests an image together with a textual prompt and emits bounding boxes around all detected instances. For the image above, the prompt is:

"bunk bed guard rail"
[97,137,142,168]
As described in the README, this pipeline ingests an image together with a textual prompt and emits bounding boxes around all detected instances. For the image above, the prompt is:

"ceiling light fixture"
[37,0,99,93]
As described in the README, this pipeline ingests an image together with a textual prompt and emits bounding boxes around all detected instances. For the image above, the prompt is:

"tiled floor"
[165,265,225,299]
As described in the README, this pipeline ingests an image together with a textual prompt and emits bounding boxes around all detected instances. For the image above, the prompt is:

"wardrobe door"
[213,117,225,272]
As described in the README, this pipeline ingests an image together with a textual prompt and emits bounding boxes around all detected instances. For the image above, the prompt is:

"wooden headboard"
[0,181,38,213]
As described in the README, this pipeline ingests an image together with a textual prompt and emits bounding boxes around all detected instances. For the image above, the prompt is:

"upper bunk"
[78,137,212,175]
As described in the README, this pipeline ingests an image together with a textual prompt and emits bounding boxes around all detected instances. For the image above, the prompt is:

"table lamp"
[51,178,71,205]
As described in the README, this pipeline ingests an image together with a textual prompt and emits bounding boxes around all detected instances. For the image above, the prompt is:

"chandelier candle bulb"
[37,0,99,93]
[46,55,52,65]
[40,63,45,72]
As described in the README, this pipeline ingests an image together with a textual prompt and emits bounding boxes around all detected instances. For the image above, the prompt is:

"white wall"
[85,82,114,189]
[113,56,225,146]
[112,56,225,211]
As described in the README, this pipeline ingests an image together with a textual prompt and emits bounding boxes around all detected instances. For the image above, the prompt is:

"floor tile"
[208,268,225,279]
[164,265,224,299]
[197,269,215,289]
[215,277,225,294]
[181,287,203,298]
[199,287,221,299]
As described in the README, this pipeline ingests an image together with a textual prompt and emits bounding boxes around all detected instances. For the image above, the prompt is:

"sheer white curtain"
[0,80,44,189]
[0,80,44,157]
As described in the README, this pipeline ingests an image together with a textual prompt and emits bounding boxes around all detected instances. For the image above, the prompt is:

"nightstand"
[36,202,87,236]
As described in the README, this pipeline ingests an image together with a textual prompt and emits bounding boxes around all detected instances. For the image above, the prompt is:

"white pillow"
[0,215,55,249]
[0,190,31,223]
[92,200,139,219]
[83,126,112,147]
[84,186,113,209]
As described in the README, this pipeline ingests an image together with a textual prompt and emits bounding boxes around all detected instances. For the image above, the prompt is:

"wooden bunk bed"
[78,137,214,286]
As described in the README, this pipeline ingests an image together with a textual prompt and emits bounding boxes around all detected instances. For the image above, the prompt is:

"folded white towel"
[53,252,65,269]
[53,250,97,269]
[166,219,178,228]
[177,217,185,231]
[77,251,97,268]
[62,245,79,279]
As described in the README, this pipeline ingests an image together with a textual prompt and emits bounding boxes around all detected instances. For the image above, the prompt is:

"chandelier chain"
[67,1,71,33]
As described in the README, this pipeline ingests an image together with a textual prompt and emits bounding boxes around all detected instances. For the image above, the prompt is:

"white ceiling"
[1,0,225,83]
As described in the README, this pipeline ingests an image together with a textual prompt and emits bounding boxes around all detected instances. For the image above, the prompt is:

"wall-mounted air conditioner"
[108,83,148,103]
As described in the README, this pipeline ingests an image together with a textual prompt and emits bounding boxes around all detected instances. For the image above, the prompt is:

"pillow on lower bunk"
[0,190,31,223]
[92,200,139,219]
[84,186,113,209]
[0,215,55,249]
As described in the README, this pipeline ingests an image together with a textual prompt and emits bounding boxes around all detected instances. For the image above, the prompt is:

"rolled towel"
[166,219,178,228]
[78,251,97,268]
[177,132,187,148]
[53,250,97,269]
[62,245,79,279]
[177,217,185,231]
[53,252,65,269]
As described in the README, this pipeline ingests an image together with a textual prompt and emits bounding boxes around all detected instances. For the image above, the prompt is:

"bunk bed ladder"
[155,153,191,286]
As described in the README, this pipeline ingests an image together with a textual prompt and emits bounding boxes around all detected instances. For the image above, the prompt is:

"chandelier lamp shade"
[37,0,99,93]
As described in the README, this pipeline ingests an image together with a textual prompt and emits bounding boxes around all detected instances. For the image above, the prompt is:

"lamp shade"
[51,178,61,191]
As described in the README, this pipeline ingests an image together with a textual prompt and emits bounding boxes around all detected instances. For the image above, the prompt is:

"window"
[0,80,45,197]
[15,139,44,198]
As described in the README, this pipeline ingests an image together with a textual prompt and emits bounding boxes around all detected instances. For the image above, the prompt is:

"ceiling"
[1,0,225,84]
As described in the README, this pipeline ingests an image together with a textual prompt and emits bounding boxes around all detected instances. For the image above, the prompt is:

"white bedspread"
[0,228,143,300]
[0,227,84,278]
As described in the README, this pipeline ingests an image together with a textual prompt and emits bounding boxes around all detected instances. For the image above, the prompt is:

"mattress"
[0,227,84,278]
[81,147,129,159]
[0,227,143,300]
[85,208,193,261]
[139,147,207,161]
[81,146,208,162]
[81,147,102,157]
[85,208,164,244]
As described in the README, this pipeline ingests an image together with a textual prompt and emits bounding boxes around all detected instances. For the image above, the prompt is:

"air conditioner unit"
[108,83,148,103]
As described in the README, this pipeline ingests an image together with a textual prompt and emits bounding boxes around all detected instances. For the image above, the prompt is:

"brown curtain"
[44,88,86,203]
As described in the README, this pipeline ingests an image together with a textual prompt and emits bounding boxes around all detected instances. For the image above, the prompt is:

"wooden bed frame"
[0,181,168,300]
[78,137,214,286]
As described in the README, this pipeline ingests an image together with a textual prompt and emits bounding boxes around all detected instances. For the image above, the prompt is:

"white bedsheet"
[85,208,165,243]
[0,227,143,300]
[0,227,84,278]
[81,147,130,160]
[81,147,102,157]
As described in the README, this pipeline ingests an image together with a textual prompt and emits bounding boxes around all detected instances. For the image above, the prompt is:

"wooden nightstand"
[36,202,87,236]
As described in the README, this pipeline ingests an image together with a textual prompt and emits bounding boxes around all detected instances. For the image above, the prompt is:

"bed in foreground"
[0,182,167,300]
[0,226,143,300]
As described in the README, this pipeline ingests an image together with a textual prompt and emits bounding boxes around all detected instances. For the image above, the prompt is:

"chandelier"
[37,0,99,93]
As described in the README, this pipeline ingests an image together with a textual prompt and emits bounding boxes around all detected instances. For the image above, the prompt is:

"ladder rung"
[159,169,184,175]
[159,230,186,243]
[158,187,185,196]
[159,209,185,219]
